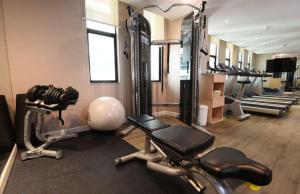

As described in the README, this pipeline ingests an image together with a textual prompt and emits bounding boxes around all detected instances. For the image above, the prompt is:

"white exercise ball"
[87,97,125,130]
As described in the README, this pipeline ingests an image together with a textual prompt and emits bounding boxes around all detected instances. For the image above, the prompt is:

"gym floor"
[3,107,300,194]
[5,131,200,194]
[124,105,300,194]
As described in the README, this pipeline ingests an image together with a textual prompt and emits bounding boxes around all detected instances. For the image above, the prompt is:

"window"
[87,20,118,82]
[151,45,161,81]
[209,43,218,68]
[247,55,252,69]
[238,52,244,69]
[85,0,118,26]
[225,48,231,66]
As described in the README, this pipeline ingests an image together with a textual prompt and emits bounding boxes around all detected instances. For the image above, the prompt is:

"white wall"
[150,17,182,113]
[0,0,14,119]
[2,0,132,130]
[252,53,273,71]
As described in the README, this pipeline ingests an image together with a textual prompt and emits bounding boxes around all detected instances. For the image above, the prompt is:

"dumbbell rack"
[21,101,77,160]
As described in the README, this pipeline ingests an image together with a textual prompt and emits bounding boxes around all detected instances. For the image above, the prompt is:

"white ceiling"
[120,0,300,55]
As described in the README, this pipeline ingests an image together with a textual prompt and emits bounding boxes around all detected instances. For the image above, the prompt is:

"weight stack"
[0,95,15,154]
[179,80,192,125]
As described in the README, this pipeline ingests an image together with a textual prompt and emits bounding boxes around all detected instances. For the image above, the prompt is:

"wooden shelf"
[210,107,224,124]
[200,73,226,124]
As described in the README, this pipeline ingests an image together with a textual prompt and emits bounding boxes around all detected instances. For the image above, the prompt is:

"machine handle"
[161,47,164,92]
[59,110,65,126]
[167,44,170,74]
[201,1,207,12]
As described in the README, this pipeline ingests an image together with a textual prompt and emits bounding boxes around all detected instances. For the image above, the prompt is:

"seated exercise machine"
[115,115,272,193]
[21,85,79,160]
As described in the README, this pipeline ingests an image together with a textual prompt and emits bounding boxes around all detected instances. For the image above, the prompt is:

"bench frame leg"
[115,135,160,165]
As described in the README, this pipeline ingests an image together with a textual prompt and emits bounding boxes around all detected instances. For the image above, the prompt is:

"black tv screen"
[266,57,297,72]
[281,57,297,72]
[266,59,281,72]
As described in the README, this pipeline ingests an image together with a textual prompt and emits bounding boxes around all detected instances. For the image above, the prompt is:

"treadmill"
[251,95,298,104]
[242,68,295,106]
[263,95,299,100]
[227,66,290,116]
[242,98,293,106]
[246,69,299,104]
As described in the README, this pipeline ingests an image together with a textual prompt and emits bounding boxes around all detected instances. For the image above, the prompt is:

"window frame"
[151,45,162,82]
[225,48,231,66]
[87,27,119,83]
[247,55,252,69]
[209,44,218,68]
[238,52,243,69]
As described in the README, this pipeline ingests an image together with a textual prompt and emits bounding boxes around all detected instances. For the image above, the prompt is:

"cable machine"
[120,2,207,136]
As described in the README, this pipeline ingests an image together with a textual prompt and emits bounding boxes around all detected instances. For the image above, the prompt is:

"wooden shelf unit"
[200,73,226,124]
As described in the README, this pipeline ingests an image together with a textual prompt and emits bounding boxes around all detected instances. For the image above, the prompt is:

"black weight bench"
[126,114,272,187]
[129,115,170,134]
[151,126,215,160]
[128,114,155,125]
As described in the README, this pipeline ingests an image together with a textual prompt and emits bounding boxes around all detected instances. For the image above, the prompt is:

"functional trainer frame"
[120,2,207,136]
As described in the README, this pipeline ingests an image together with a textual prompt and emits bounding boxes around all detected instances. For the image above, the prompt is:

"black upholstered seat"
[140,119,170,134]
[151,125,215,156]
[199,147,272,186]
[128,114,154,124]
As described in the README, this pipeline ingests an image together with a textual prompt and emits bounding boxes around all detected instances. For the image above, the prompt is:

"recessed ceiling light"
[263,25,272,31]
[255,37,259,40]
[225,19,229,24]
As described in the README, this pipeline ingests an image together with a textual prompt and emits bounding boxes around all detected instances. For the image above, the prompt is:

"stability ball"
[87,97,125,130]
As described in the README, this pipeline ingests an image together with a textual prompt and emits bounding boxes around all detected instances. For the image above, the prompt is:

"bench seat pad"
[199,147,272,186]
[151,125,215,156]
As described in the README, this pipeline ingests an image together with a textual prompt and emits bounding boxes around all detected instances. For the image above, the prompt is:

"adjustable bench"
[116,114,272,192]
[152,124,272,184]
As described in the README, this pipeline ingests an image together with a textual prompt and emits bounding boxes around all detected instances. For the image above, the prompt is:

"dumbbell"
[26,85,49,102]
[65,86,79,101]
[43,87,68,105]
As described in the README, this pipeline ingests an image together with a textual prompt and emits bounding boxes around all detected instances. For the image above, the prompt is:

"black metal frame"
[87,28,119,83]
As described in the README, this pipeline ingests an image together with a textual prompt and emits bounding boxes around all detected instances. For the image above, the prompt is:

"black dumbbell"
[65,86,79,101]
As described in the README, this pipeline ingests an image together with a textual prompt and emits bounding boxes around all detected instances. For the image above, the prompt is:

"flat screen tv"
[266,57,297,72]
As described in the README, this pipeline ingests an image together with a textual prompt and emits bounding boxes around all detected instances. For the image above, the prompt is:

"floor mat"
[5,131,198,194]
